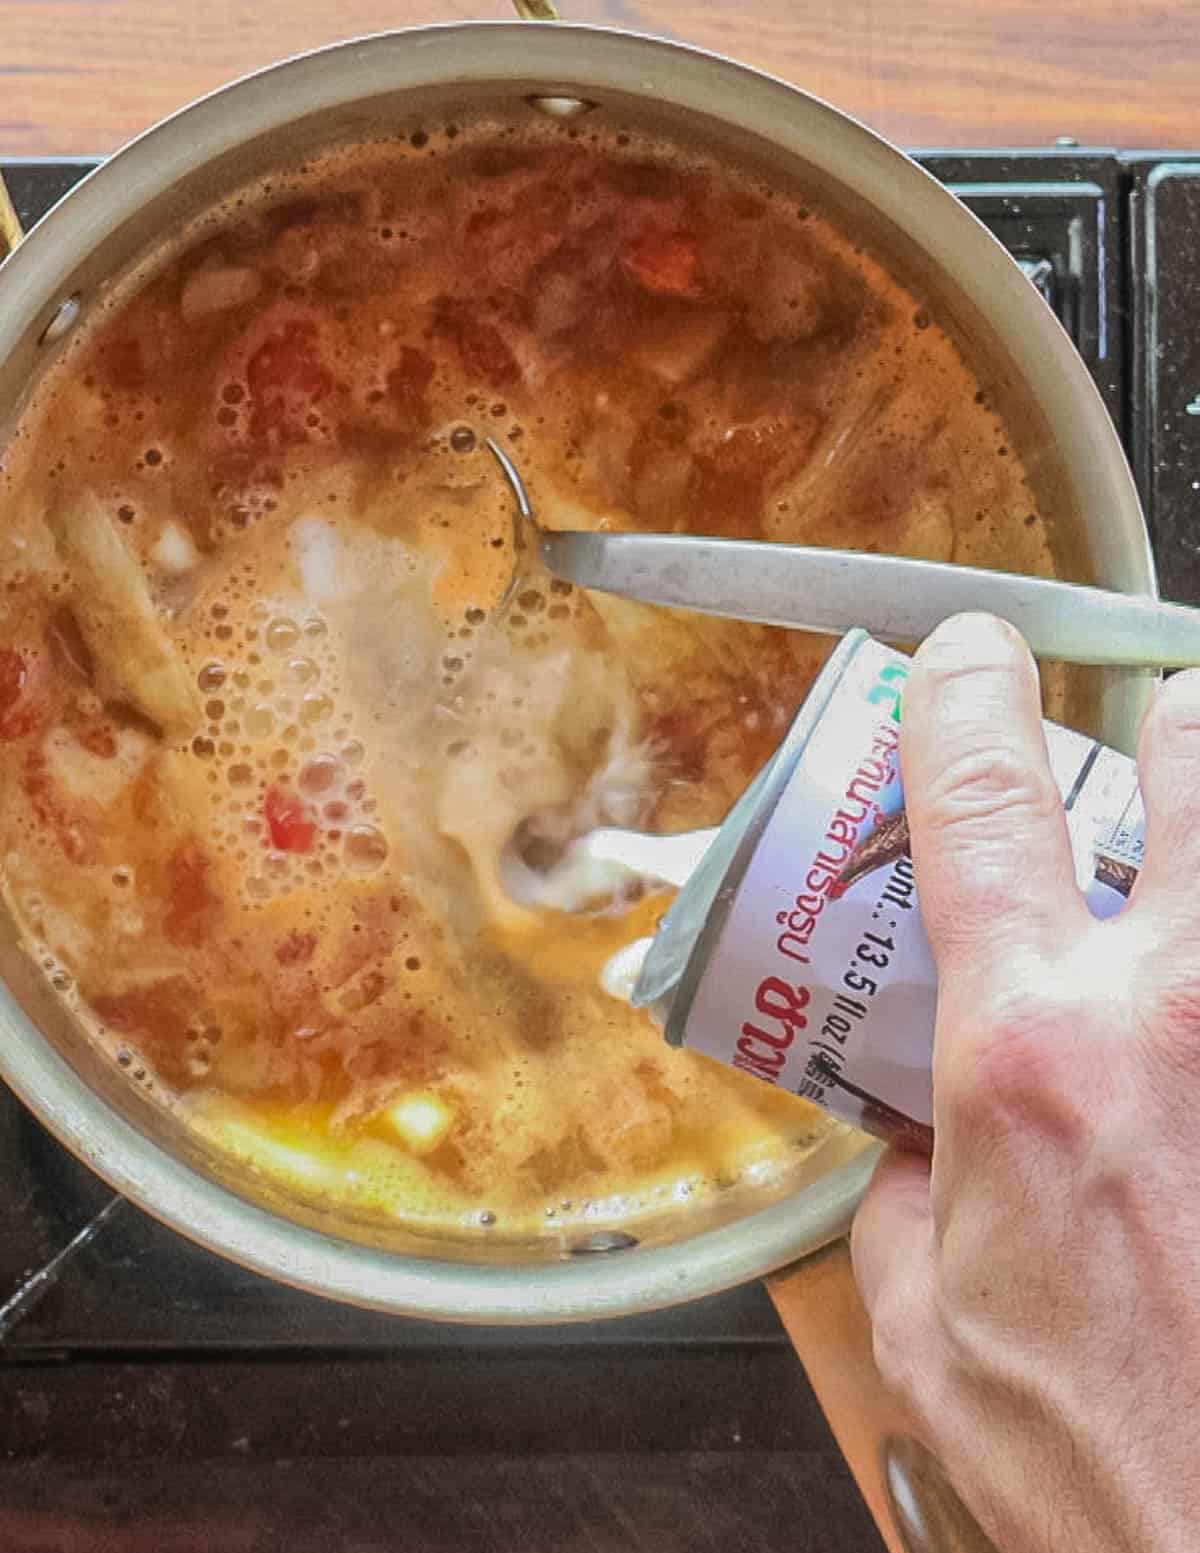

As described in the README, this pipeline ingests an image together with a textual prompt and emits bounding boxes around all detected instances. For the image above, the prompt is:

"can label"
[671,636,1145,1148]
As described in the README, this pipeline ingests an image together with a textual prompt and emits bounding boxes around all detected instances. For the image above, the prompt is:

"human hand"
[851,613,1200,1553]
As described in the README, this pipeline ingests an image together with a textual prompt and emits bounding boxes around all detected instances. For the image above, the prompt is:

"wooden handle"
[0,172,23,261]
[768,1240,914,1551]
[768,1241,1002,1553]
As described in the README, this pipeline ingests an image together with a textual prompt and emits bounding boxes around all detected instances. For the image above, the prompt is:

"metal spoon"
[485,440,1200,668]
[485,437,546,602]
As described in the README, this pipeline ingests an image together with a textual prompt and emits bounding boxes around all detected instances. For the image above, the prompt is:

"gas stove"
[0,147,1198,1547]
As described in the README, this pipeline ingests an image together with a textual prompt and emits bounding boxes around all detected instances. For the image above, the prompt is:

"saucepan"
[0,9,1155,1548]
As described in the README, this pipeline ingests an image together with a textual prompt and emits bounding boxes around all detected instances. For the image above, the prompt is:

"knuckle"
[1136,963,1200,1087]
[936,980,1094,1150]
[1153,975,1200,1040]
[917,744,1058,846]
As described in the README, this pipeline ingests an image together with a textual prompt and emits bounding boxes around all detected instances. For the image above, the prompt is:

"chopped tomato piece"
[246,318,335,442]
[265,785,317,854]
[164,839,221,948]
[621,230,702,298]
[0,649,40,741]
[22,746,88,862]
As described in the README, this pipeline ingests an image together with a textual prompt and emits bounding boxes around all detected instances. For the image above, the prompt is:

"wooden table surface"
[1,0,1197,158]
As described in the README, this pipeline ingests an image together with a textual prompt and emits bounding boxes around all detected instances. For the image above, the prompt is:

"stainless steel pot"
[0,23,1155,1341]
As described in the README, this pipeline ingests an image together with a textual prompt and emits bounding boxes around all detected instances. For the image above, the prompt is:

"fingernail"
[916,612,1027,673]
[1155,666,1200,719]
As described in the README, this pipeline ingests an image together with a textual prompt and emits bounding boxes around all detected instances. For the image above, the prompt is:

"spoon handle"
[0,1195,123,1343]
[543,531,1189,668]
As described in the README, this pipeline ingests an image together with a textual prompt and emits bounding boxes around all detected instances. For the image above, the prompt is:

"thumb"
[851,1147,934,1325]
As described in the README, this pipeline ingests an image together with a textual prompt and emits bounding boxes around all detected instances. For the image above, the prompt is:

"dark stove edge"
[1,1334,789,1364]
[1,156,100,168]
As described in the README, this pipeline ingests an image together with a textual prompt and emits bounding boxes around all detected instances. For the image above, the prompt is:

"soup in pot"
[0,115,1071,1238]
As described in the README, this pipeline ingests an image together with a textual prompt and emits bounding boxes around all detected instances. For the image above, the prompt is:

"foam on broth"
[0,113,1070,1237]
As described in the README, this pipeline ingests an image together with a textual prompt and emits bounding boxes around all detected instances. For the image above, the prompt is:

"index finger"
[901,614,1087,991]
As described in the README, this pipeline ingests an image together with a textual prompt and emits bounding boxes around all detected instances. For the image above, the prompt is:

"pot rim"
[0,22,1154,1323]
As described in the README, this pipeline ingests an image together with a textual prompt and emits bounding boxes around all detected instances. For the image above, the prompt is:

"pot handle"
[0,172,22,262]
[767,1241,1002,1553]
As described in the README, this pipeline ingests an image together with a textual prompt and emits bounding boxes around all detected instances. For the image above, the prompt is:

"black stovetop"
[0,150,1197,1534]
